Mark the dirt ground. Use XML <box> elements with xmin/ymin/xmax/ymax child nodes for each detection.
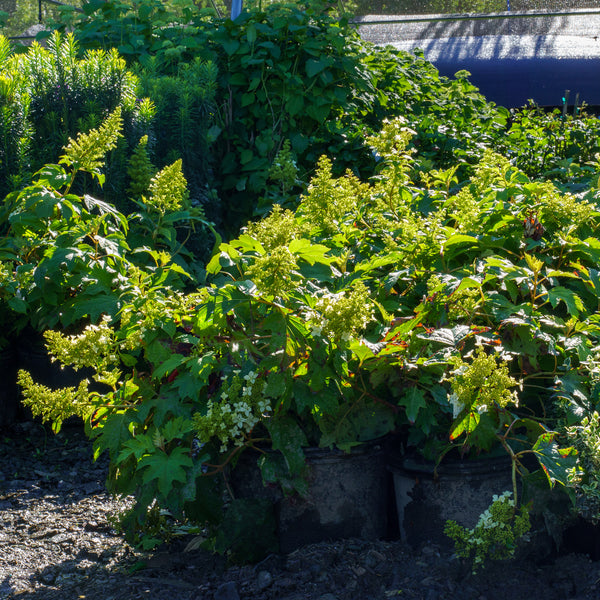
<box><xmin>2</xmin><ymin>421</ymin><xmax>600</xmax><ymax>600</ymax></box>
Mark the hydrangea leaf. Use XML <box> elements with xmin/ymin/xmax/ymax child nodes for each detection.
<box><xmin>138</xmin><ymin>447</ymin><xmax>193</xmax><ymax>496</ymax></box>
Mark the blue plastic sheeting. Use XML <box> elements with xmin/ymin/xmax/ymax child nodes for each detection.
<box><xmin>388</xmin><ymin>34</ymin><xmax>600</xmax><ymax>108</ymax></box>
<box><xmin>357</xmin><ymin>11</ymin><xmax>600</xmax><ymax>109</ymax></box>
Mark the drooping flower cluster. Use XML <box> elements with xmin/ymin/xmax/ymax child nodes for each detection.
<box><xmin>61</xmin><ymin>106</ymin><xmax>123</xmax><ymax>176</ymax></box>
<box><xmin>192</xmin><ymin>370</ymin><xmax>272</xmax><ymax>452</ymax></box>
<box><xmin>17</xmin><ymin>370</ymin><xmax>90</xmax><ymax>429</ymax></box>
<box><xmin>447</xmin><ymin>347</ymin><xmax>519</xmax><ymax>418</ymax></box>
<box><xmin>43</xmin><ymin>315</ymin><xmax>120</xmax><ymax>387</ymax></box>
<box><xmin>310</xmin><ymin>281</ymin><xmax>373</xmax><ymax>342</ymax></box>
<box><xmin>444</xmin><ymin>491</ymin><xmax>531</xmax><ymax>572</ymax></box>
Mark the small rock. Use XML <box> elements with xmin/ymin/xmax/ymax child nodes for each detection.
<box><xmin>364</xmin><ymin>549</ymin><xmax>385</xmax><ymax>569</ymax></box>
<box><xmin>50</xmin><ymin>533</ymin><xmax>74</xmax><ymax>544</ymax></box>
<box><xmin>214</xmin><ymin>581</ymin><xmax>240</xmax><ymax>600</ymax></box>
<box><xmin>421</xmin><ymin>545</ymin><xmax>440</xmax><ymax>558</ymax></box>
<box><xmin>309</xmin><ymin>563</ymin><xmax>323</xmax><ymax>578</ymax></box>
<box><xmin>352</xmin><ymin>565</ymin><xmax>367</xmax><ymax>577</ymax></box>
<box><xmin>83</xmin><ymin>482</ymin><xmax>105</xmax><ymax>494</ymax></box>
<box><xmin>274</xmin><ymin>576</ymin><xmax>295</xmax><ymax>590</ymax></box>
<box><xmin>286</xmin><ymin>558</ymin><xmax>303</xmax><ymax>573</ymax></box>
<box><xmin>425</xmin><ymin>589</ymin><xmax>439</xmax><ymax>600</ymax></box>
<box><xmin>38</xmin><ymin>569</ymin><xmax>57</xmax><ymax>585</ymax></box>
<box><xmin>257</xmin><ymin>570</ymin><xmax>273</xmax><ymax>590</ymax></box>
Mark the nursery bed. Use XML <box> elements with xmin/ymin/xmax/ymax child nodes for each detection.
<box><xmin>2</xmin><ymin>421</ymin><xmax>600</xmax><ymax>600</ymax></box>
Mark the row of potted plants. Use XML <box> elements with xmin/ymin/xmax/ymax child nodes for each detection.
<box><xmin>10</xmin><ymin>110</ymin><xmax>600</xmax><ymax>565</ymax></box>
<box><xmin>5</xmin><ymin>1</ymin><xmax>600</xmax><ymax>568</ymax></box>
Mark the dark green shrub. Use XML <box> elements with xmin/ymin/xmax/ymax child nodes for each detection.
<box><xmin>135</xmin><ymin>57</ymin><xmax>218</xmax><ymax>203</ymax></box>
<box><xmin>0</xmin><ymin>36</ymin><xmax>32</xmax><ymax>193</ymax></box>
<box><xmin>48</xmin><ymin>1</ymin><xmax>600</xmax><ymax>239</ymax></box>
<box><xmin>0</xmin><ymin>31</ymin><xmax>154</xmax><ymax>204</ymax></box>
<box><xmin>44</xmin><ymin>1</ymin><xmax>511</xmax><ymax>234</ymax></box>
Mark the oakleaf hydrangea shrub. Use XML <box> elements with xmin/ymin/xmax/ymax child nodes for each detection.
<box><xmin>16</xmin><ymin>116</ymin><xmax>600</xmax><ymax>559</ymax></box>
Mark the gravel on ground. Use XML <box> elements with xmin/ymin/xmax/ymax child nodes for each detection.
<box><xmin>2</xmin><ymin>421</ymin><xmax>600</xmax><ymax>600</ymax></box>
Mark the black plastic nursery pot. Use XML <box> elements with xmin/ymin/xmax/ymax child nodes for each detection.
<box><xmin>388</xmin><ymin>450</ymin><xmax>515</xmax><ymax>549</ymax></box>
<box><xmin>0</xmin><ymin>343</ymin><xmax>18</xmax><ymax>429</ymax></box>
<box><xmin>232</xmin><ymin>438</ymin><xmax>392</xmax><ymax>554</ymax></box>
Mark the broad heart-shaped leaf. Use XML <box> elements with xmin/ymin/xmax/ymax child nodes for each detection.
<box><xmin>551</xmin><ymin>372</ymin><xmax>591</xmax><ymax>425</ymax></box>
<box><xmin>546</xmin><ymin>286</ymin><xmax>585</xmax><ymax>318</ymax></box>
<box><xmin>442</xmin><ymin>234</ymin><xmax>479</xmax><ymax>262</ymax></box>
<box><xmin>263</xmin><ymin>371</ymin><xmax>288</xmax><ymax>399</ymax></box>
<box><xmin>161</xmin><ymin>415</ymin><xmax>193</xmax><ymax>443</ymax></box>
<box><xmin>305</xmin><ymin>57</ymin><xmax>331</xmax><ymax>78</ymax></box>
<box><xmin>398</xmin><ymin>387</ymin><xmax>427</xmax><ymax>424</ymax></box>
<box><xmin>267</xmin><ymin>415</ymin><xmax>308</xmax><ymax>475</ymax></box>
<box><xmin>117</xmin><ymin>433</ymin><xmax>156</xmax><ymax>463</ymax></box>
<box><xmin>138</xmin><ymin>447</ymin><xmax>193</xmax><ymax>497</ymax></box>
<box><xmin>153</xmin><ymin>354</ymin><xmax>189</xmax><ymax>381</ymax></box>
<box><xmin>348</xmin><ymin>338</ymin><xmax>377</xmax><ymax>364</ymax></box>
<box><xmin>532</xmin><ymin>432</ymin><xmax>578</xmax><ymax>487</ymax></box>
<box><xmin>319</xmin><ymin>399</ymin><xmax>395</xmax><ymax>451</ymax></box>
<box><xmin>35</xmin><ymin>163</ymin><xmax>70</xmax><ymax>190</ymax></box>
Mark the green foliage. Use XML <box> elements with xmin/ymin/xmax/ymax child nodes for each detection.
<box><xmin>0</xmin><ymin>110</ymin><xmax>206</xmax><ymax>338</ymax></box>
<box><xmin>51</xmin><ymin>0</ymin><xmax>513</xmax><ymax>234</ymax></box>
<box><xmin>498</xmin><ymin>103</ymin><xmax>600</xmax><ymax>185</ymax></box>
<box><xmin>16</xmin><ymin>100</ymin><xmax>600</xmax><ymax>559</ymax></box>
<box><xmin>444</xmin><ymin>492</ymin><xmax>531</xmax><ymax>573</ymax></box>
<box><xmin>134</xmin><ymin>58</ymin><xmax>217</xmax><ymax>205</ymax></box>
<box><xmin>566</xmin><ymin>411</ymin><xmax>600</xmax><ymax>522</ymax></box>
<box><xmin>46</xmin><ymin>0</ymin><xmax>215</xmax><ymax>63</ymax></box>
<box><xmin>37</xmin><ymin>1</ymin><xmax>600</xmax><ymax>243</ymax></box>
<box><xmin>204</xmin><ymin>5</ymin><xmax>371</xmax><ymax>227</ymax></box>
<box><xmin>0</xmin><ymin>34</ymin><xmax>32</xmax><ymax>193</ymax></box>
<box><xmin>127</xmin><ymin>135</ymin><xmax>156</xmax><ymax>199</ymax></box>
<box><xmin>13</xmin><ymin>12</ymin><xmax>600</xmax><ymax>558</ymax></box>
<box><xmin>0</xmin><ymin>32</ymin><xmax>155</xmax><ymax>203</ymax></box>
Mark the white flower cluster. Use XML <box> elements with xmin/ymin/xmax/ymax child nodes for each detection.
<box><xmin>44</xmin><ymin>315</ymin><xmax>118</xmax><ymax>375</ymax></box>
<box><xmin>193</xmin><ymin>370</ymin><xmax>272</xmax><ymax>453</ymax></box>
<box><xmin>309</xmin><ymin>283</ymin><xmax>373</xmax><ymax>342</ymax></box>
<box><xmin>476</xmin><ymin>491</ymin><xmax>514</xmax><ymax>530</ymax></box>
